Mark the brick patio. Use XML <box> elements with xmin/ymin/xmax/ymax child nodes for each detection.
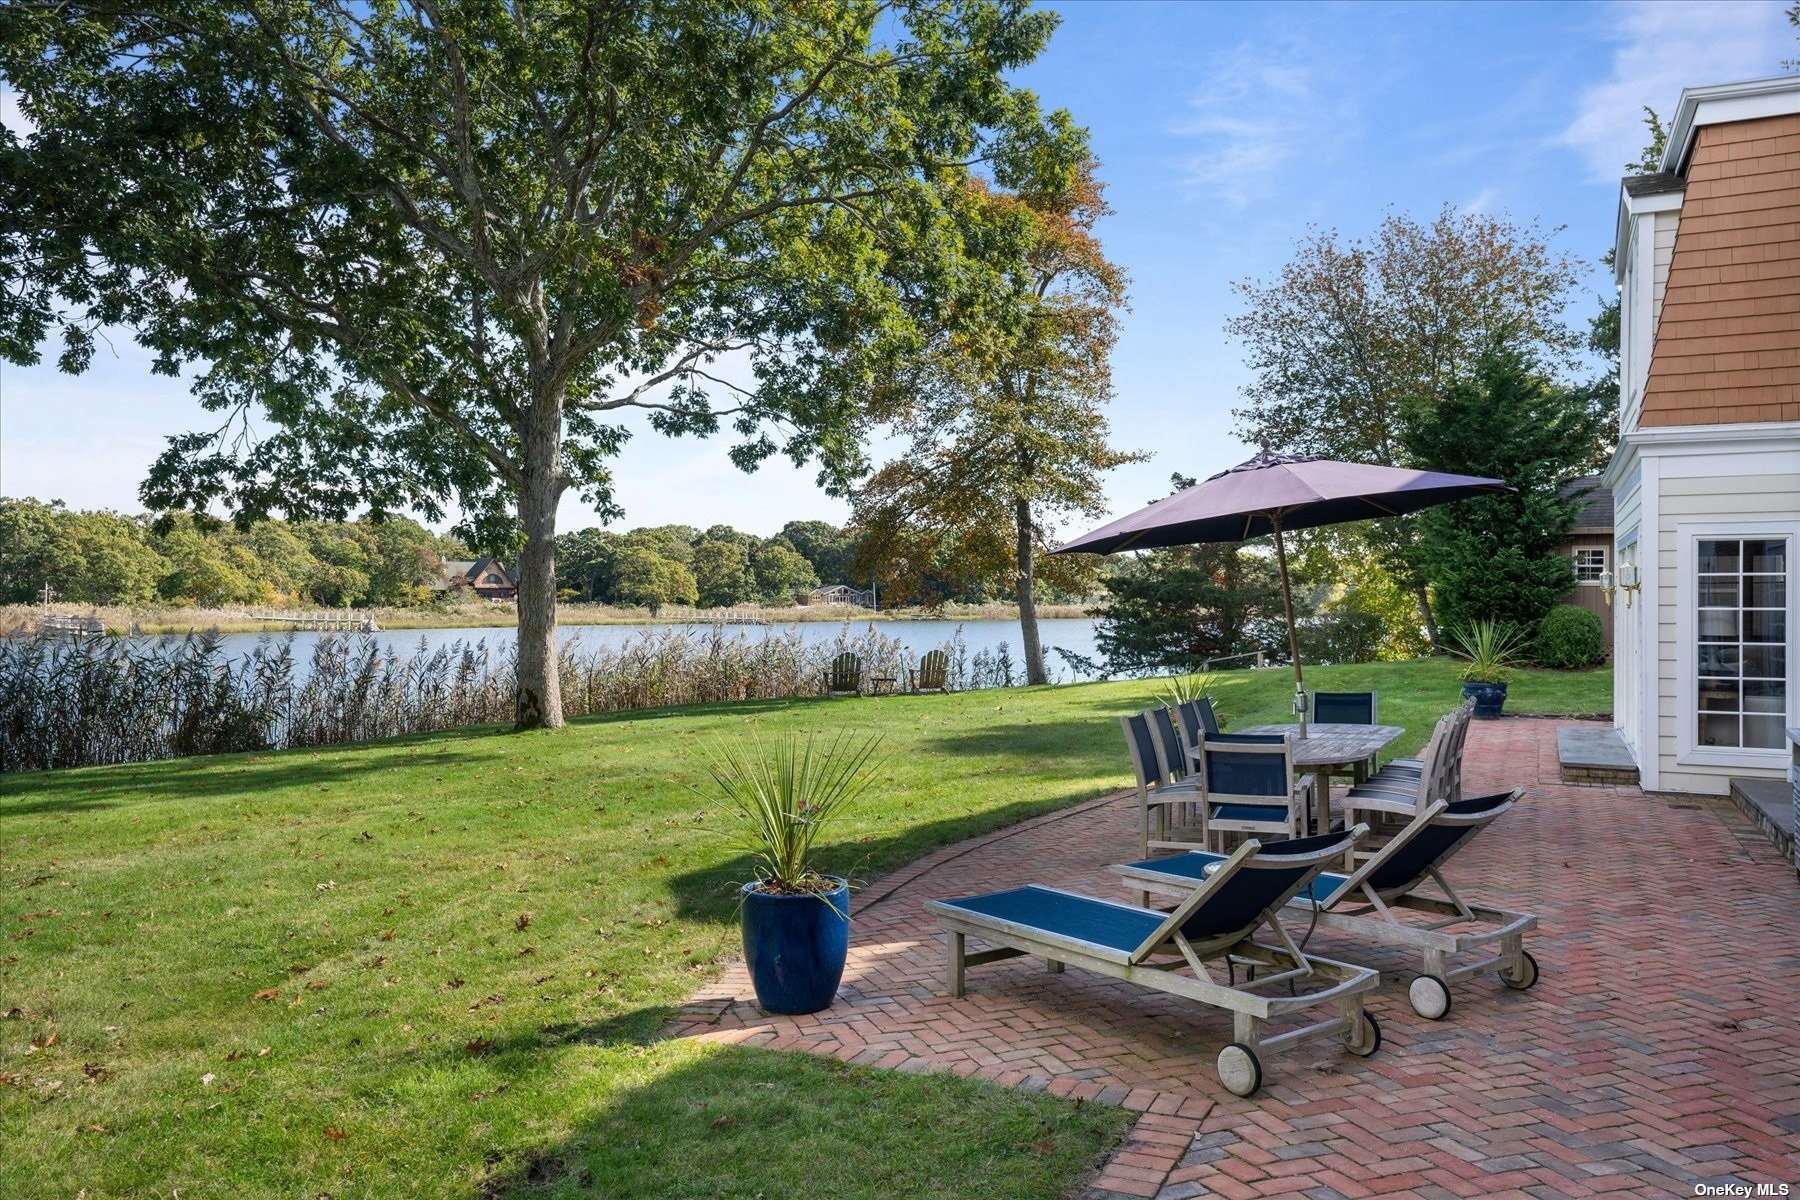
<box><xmin>668</xmin><ymin>719</ymin><xmax>1800</xmax><ymax>1198</ymax></box>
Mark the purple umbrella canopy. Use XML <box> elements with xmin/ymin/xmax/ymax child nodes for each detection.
<box><xmin>1050</xmin><ymin>452</ymin><xmax>1510</xmax><ymax>555</ymax></box>
<box><xmin>1052</xmin><ymin>451</ymin><xmax>1510</xmax><ymax>733</ymax></box>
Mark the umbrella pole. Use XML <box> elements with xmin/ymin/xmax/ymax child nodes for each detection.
<box><xmin>1270</xmin><ymin>515</ymin><xmax>1307</xmax><ymax>739</ymax></box>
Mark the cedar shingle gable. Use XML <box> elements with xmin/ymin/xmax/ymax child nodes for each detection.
<box><xmin>1639</xmin><ymin>113</ymin><xmax>1800</xmax><ymax>428</ymax></box>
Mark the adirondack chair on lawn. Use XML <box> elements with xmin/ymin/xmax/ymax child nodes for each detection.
<box><xmin>909</xmin><ymin>649</ymin><xmax>949</xmax><ymax>694</ymax></box>
<box><xmin>823</xmin><ymin>651</ymin><xmax>863</xmax><ymax>697</ymax></box>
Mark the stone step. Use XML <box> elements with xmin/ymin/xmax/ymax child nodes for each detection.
<box><xmin>1727</xmin><ymin>776</ymin><xmax>1796</xmax><ymax>864</ymax></box>
<box><xmin>1556</xmin><ymin>724</ymin><xmax>1639</xmax><ymax>786</ymax></box>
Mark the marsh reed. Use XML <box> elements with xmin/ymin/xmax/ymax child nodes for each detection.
<box><xmin>0</xmin><ymin>624</ymin><xmax>1059</xmax><ymax>773</ymax></box>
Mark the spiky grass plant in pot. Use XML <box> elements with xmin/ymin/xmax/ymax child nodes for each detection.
<box><xmin>707</xmin><ymin>732</ymin><xmax>881</xmax><ymax>1014</ymax></box>
<box><xmin>1448</xmin><ymin>620</ymin><xmax>1529</xmax><ymax>718</ymax></box>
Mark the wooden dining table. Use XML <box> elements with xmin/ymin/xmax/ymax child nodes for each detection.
<box><xmin>1230</xmin><ymin>722</ymin><xmax>1405</xmax><ymax>836</ymax></box>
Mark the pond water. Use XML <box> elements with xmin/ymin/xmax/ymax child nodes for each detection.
<box><xmin>191</xmin><ymin>616</ymin><xmax>1110</xmax><ymax>680</ymax></box>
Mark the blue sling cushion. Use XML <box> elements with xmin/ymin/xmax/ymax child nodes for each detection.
<box><xmin>1210</xmin><ymin>802</ymin><xmax>1289</xmax><ymax>824</ymax></box>
<box><xmin>1360</xmin><ymin>791</ymin><xmax>1512</xmax><ymax>894</ymax></box>
<box><xmin>938</xmin><ymin>885</ymin><xmax>1161</xmax><ymax>955</ymax></box>
<box><xmin>1313</xmin><ymin>691</ymin><xmax>1375</xmax><ymax>725</ymax></box>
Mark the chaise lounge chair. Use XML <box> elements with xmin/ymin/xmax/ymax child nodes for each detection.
<box><xmin>925</xmin><ymin>827</ymin><xmax>1382</xmax><ymax>1097</ymax></box>
<box><xmin>1110</xmin><ymin>789</ymin><xmax>1538</xmax><ymax>1021</ymax></box>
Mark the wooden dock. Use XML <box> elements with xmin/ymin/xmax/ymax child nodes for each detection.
<box><xmin>243</xmin><ymin>609</ymin><xmax>381</xmax><ymax>632</ymax></box>
<box><xmin>38</xmin><ymin>614</ymin><xmax>107</xmax><ymax>637</ymax></box>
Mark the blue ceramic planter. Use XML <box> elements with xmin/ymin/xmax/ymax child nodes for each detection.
<box><xmin>1461</xmin><ymin>680</ymin><xmax>1508</xmax><ymax>719</ymax></box>
<box><xmin>740</xmin><ymin>877</ymin><xmax>850</xmax><ymax>1015</ymax></box>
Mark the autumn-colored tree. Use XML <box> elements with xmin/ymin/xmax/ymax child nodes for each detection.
<box><xmin>852</xmin><ymin>155</ymin><xmax>1141</xmax><ymax>683</ymax></box>
<box><xmin>1226</xmin><ymin>208</ymin><xmax>1583</xmax><ymax>645</ymax></box>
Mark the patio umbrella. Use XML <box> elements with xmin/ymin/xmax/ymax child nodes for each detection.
<box><xmin>1050</xmin><ymin>451</ymin><xmax>1509</xmax><ymax>731</ymax></box>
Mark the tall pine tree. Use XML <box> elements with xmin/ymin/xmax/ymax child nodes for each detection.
<box><xmin>1404</xmin><ymin>345</ymin><xmax>1603</xmax><ymax>634</ymax></box>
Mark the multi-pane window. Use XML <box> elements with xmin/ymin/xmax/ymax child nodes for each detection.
<box><xmin>1572</xmin><ymin>547</ymin><xmax>1607</xmax><ymax>583</ymax></box>
<box><xmin>1696</xmin><ymin>538</ymin><xmax>1787</xmax><ymax>749</ymax></box>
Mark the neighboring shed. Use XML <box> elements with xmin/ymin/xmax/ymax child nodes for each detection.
<box><xmin>1558</xmin><ymin>475</ymin><xmax>1614</xmax><ymax>655</ymax></box>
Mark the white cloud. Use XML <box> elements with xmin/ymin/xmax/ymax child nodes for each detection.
<box><xmin>1560</xmin><ymin>0</ymin><xmax>1791</xmax><ymax>180</ymax></box>
<box><xmin>1459</xmin><ymin>187</ymin><xmax>1499</xmax><ymax>217</ymax></box>
<box><xmin>1172</xmin><ymin>40</ymin><xmax>1333</xmax><ymax>207</ymax></box>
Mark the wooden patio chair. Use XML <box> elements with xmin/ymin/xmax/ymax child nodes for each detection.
<box><xmin>1121</xmin><ymin>710</ymin><xmax>1203</xmax><ymax>856</ymax></box>
<box><xmin>1196</xmin><ymin>732</ymin><xmax>1315</xmax><ymax>852</ymax></box>
<box><xmin>929</xmin><ymin>826</ymin><xmax>1382</xmax><ymax>1097</ymax></box>
<box><xmin>908</xmin><ymin>649</ymin><xmax>949</xmax><ymax>694</ymax></box>
<box><xmin>1309</xmin><ymin>691</ymin><xmax>1379</xmax><ymax>784</ymax></box>
<box><xmin>822</xmin><ymin>651</ymin><xmax>863</xmax><ymax>697</ymax></box>
<box><xmin>1113</xmin><ymin>788</ymin><xmax>1538</xmax><ymax>1022</ymax></box>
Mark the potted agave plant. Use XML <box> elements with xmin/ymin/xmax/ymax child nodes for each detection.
<box><xmin>708</xmin><ymin>732</ymin><xmax>880</xmax><ymax>1015</ymax></box>
<box><xmin>1448</xmin><ymin>620</ymin><xmax>1529</xmax><ymax>719</ymax></box>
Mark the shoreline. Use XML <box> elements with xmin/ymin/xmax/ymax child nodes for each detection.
<box><xmin>3</xmin><ymin>601</ymin><xmax>1096</xmax><ymax>637</ymax></box>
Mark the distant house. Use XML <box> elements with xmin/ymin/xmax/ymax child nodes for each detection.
<box><xmin>1557</xmin><ymin>475</ymin><xmax>1614</xmax><ymax>656</ymax></box>
<box><xmin>806</xmin><ymin>583</ymin><xmax>875</xmax><ymax>609</ymax></box>
<box><xmin>439</xmin><ymin>558</ymin><xmax>518</xmax><ymax>601</ymax></box>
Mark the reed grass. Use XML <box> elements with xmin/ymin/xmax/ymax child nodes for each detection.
<box><xmin>0</xmin><ymin>624</ymin><xmax>1058</xmax><ymax>772</ymax></box>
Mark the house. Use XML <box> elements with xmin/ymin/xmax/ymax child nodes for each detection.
<box><xmin>440</xmin><ymin>558</ymin><xmax>518</xmax><ymax>601</ymax></box>
<box><xmin>1557</xmin><ymin>475</ymin><xmax>1614</xmax><ymax>656</ymax></box>
<box><xmin>1603</xmin><ymin>76</ymin><xmax>1800</xmax><ymax>820</ymax></box>
<box><xmin>805</xmin><ymin>583</ymin><xmax>876</xmax><ymax>609</ymax></box>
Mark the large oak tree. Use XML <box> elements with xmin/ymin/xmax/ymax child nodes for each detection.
<box><xmin>0</xmin><ymin>0</ymin><xmax>1063</xmax><ymax>726</ymax></box>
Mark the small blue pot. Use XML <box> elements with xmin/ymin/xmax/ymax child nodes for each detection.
<box><xmin>1461</xmin><ymin>680</ymin><xmax>1508</xmax><ymax>719</ymax></box>
<box><xmin>740</xmin><ymin>877</ymin><xmax>850</xmax><ymax>1015</ymax></box>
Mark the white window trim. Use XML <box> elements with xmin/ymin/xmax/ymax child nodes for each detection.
<box><xmin>1572</xmin><ymin>546</ymin><xmax>1608</xmax><ymax>586</ymax></box>
<box><xmin>1674</xmin><ymin>520</ymin><xmax>1799</xmax><ymax>769</ymax></box>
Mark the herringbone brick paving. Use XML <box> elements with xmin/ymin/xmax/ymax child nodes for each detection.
<box><xmin>668</xmin><ymin>719</ymin><xmax>1800</xmax><ymax>1198</ymax></box>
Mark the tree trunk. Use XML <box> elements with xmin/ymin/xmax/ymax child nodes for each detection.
<box><xmin>1415</xmin><ymin>581</ymin><xmax>1440</xmax><ymax>652</ymax></box>
<box><xmin>514</xmin><ymin>394</ymin><xmax>566</xmax><ymax>730</ymax></box>
<box><xmin>1014</xmin><ymin>496</ymin><xmax>1047</xmax><ymax>686</ymax></box>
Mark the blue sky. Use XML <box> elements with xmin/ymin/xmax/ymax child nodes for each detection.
<box><xmin>0</xmin><ymin>0</ymin><xmax>1792</xmax><ymax>538</ymax></box>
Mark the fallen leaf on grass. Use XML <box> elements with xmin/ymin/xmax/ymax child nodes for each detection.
<box><xmin>710</xmin><ymin>1115</ymin><xmax>736</xmax><ymax>1131</ymax></box>
<box><xmin>379</xmin><ymin>929</ymin><xmax>395</xmax><ymax>942</ymax></box>
<box><xmin>253</xmin><ymin>988</ymin><xmax>281</xmax><ymax>1002</ymax></box>
<box><xmin>1030</xmin><ymin>1138</ymin><xmax>1056</xmax><ymax>1156</ymax></box>
<box><xmin>323</xmin><ymin>1125</ymin><xmax>346</xmax><ymax>1142</ymax></box>
<box><xmin>2</xmin><ymin>1007</ymin><xmax>22</xmax><ymax>1020</ymax></box>
<box><xmin>29</xmin><ymin>1032</ymin><xmax>58</xmax><ymax>1050</ymax></box>
<box><xmin>517</xmin><ymin>946</ymin><xmax>537</xmax><ymax>957</ymax></box>
<box><xmin>514</xmin><ymin>913</ymin><xmax>531</xmax><ymax>932</ymax></box>
<box><xmin>81</xmin><ymin>1062</ymin><xmax>111</xmax><ymax>1082</ymax></box>
<box><xmin>200</xmin><ymin>1072</ymin><xmax>216</xmax><ymax>1087</ymax></box>
<box><xmin>444</xmin><ymin>978</ymin><xmax>465</xmax><ymax>990</ymax></box>
<box><xmin>305</xmin><ymin>979</ymin><xmax>328</xmax><ymax>991</ymax></box>
<box><xmin>225</xmin><ymin>1050</ymin><xmax>243</xmax><ymax>1062</ymax></box>
<box><xmin>464</xmin><ymin>1038</ymin><xmax>493</xmax><ymax>1057</ymax></box>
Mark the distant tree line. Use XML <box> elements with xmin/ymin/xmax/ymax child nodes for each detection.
<box><xmin>4</xmin><ymin>498</ymin><xmax>1068</xmax><ymax>615</ymax></box>
<box><xmin>0</xmin><ymin>498</ymin><xmax>459</xmax><ymax>609</ymax></box>
<box><xmin>553</xmin><ymin>518</ymin><xmax>1099</xmax><ymax>613</ymax></box>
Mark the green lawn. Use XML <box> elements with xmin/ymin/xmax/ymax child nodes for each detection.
<box><xmin>0</xmin><ymin>659</ymin><xmax>1608</xmax><ymax>1199</ymax></box>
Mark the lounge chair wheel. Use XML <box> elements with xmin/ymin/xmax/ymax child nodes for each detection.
<box><xmin>1217</xmin><ymin>1043</ymin><xmax>1262</xmax><ymax>1097</ymax></box>
<box><xmin>1500</xmin><ymin>950</ymin><xmax>1539</xmax><ymax>991</ymax></box>
<box><xmin>1408</xmin><ymin>973</ymin><xmax>1452</xmax><ymax>1021</ymax></box>
<box><xmin>1345</xmin><ymin>1010</ymin><xmax>1381</xmax><ymax>1058</ymax></box>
